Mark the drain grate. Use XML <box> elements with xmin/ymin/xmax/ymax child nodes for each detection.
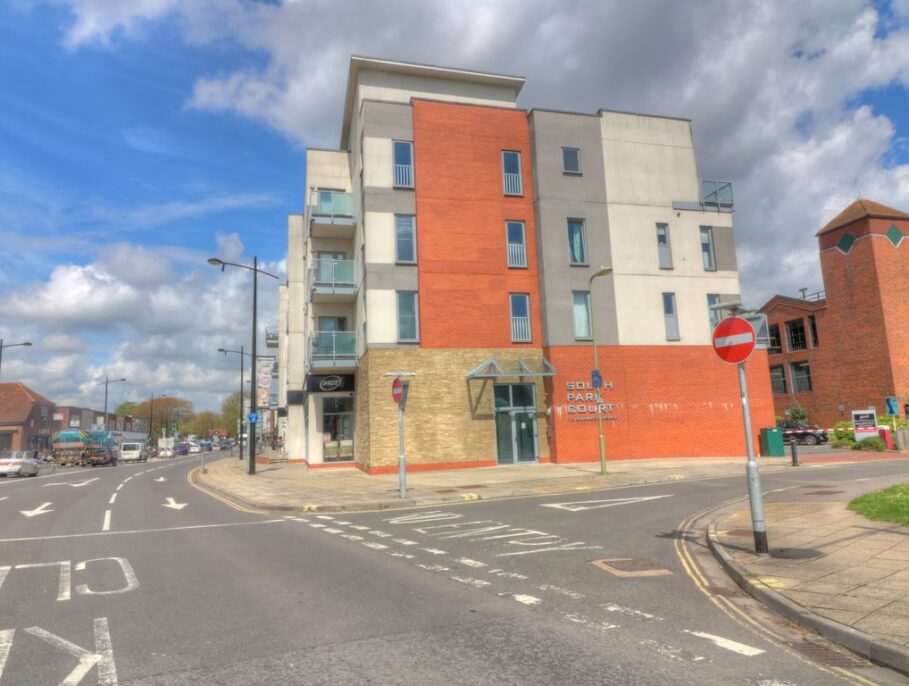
<box><xmin>788</xmin><ymin>638</ymin><xmax>868</xmax><ymax>667</ymax></box>
<box><xmin>592</xmin><ymin>558</ymin><xmax>673</xmax><ymax>577</ymax></box>
<box><xmin>804</xmin><ymin>490</ymin><xmax>845</xmax><ymax>496</ymax></box>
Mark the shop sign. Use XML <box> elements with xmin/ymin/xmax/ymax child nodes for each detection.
<box><xmin>307</xmin><ymin>374</ymin><xmax>355</xmax><ymax>393</ymax></box>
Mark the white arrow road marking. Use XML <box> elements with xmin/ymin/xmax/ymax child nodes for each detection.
<box><xmin>682</xmin><ymin>630</ymin><xmax>765</xmax><ymax>656</ymax></box>
<box><xmin>541</xmin><ymin>494</ymin><xmax>673</xmax><ymax>512</ymax></box>
<box><xmin>153</xmin><ymin>477</ymin><xmax>167</xmax><ymax>482</ymax></box>
<box><xmin>43</xmin><ymin>478</ymin><xmax>99</xmax><ymax>488</ymax></box>
<box><xmin>25</xmin><ymin>617</ymin><xmax>117</xmax><ymax>685</ymax></box>
<box><xmin>0</xmin><ymin>629</ymin><xmax>13</xmax><ymax>681</ymax></box>
<box><xmin>20</xmin><ymin>502</ymin><xmax>53</xmax><ymax>517</ymax></box>
<box><xmin>162</xmin><ymin>497</ymin><xmax>187</xmax><ymax>510</ymax></box>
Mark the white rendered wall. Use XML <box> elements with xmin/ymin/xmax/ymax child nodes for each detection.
<box><xmin>364</xmin><ymin>211</ymin><xmax>396</xmax><ymax>264</ymax></box>
<box><xmin>357</xmin><ymin>70</ymin><xmax>518</xmax><ymax>114</ymax></box>
<box><xmin>362</xmin><ymin>138</ymin><xmax>393</xmax><ymax>188</ymax></box>
<box><xmin>365</xmin><ymin>289</ymin><xmax>398</xmax><ymax>344</ymax></box>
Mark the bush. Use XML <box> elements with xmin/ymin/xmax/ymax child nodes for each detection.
<box><xmin>832</xmin><ymin>420</ymin><xmax>855</xmax><ymax>442</ymax></box>
<box><xmin>787</xmin><ymin>399</ymin><xmax>809</xmax><ymax>423</ymax></box>
<box><xmin>852</xmin><ymin>437</ymin><xmax>886</xmax><ymax>452</ymax></box>
<box><xmin>830</xmin><ymin>437</ymin><xmax>855</xmax><ymax>449</ymax></box>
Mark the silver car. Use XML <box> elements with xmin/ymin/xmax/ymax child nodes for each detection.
<box><xmin>0</xmin><ymin>452</ymin><xmax>39</xmax><ymax>477</ymax></box>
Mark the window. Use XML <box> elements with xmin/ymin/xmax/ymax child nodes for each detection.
<box><xmin>510</xmin><ymin>293</ymin><xmax>531</xmax><ymax>342</ymax></box>
<box><xmin>790</xmin><ymin>361</ymin><xmax>812</xmax><ymax>393</ymax></box>
<box><xmin>395</xmin><ymin>215</ymin><xmax>416</xmax><ymax>263</ymax></box>
<box><xmin>656</xmin><ymin>223</ymin><xmax>673</xmax><ymax>269</ymax></box>
<box><xmin>786</xmin><ymin>318</ymin><xmax>807</xmax><ymax>352</ymax></box>
<box><xmin>572</xmin><ymin>291</ymin><xmax>592</xmax><ymax>340</ymax></box>
<box><xmin>707</xmin><ymin>294</ymin><xmax>722</xmax><ymax>328</ymax></box>
<box><xmin>700</xmin><ymin>226</ymin><xmax>716</xmax><ymax>270</ymax></box>
<box><xmin>396</xmin><ymin>291</ymin><xmax>419</xmax><ymax>342</ymax></box>
<box><xmin>506</xmin><ymin>221</ymin><xmax>527</xmax><ymax>268</ymax></box>
<box><xmin>502</xmin><ymin>151</ymin><xmax>523</xmax><ymax>195</ymax></box>
<box><xmin>808</xmin><ymin>315</ymin><xmax>819</xmax><ymax>347</ymax></box>
<box><xmin>663</xmin><ymin>292</ymin><xmax>680</xmax><ymax>341</ymax></box>
<box><xmin>393</xmin><ymin>140</ymin><xmax>414</xmax><ymax>188</ymax></box>
<box><xmin>562</xmin><ymin>147</ymin><xmax>581</xmax><ymax>174</ymax></box>
<box><xmin>768</xmin><ymin>324</ymin><xmax>782</xmax><ymax>355</ymax></box>
<box><xmin>567</xmin><ymin>219</ymin><xmax>587</xmax><ymax>265</ymax></box>
<box><xmin>770</xmin><ymin>365</ymin><xmax>787</xmax><ymax>395</ymax></box>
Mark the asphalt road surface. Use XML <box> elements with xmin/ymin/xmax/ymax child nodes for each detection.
<box><xmin>0</xmin><ymin>454</ymin><xmax>907</xmax><ymax>685</ymax></box>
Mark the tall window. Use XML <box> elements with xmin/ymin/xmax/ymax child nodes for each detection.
<box><xmin>567</xmin><ymin>219</ymin><xmax>587</xmax><ymax>265</ymax></box>
<box><xmin>510</xmin><ymin>293</ymin><xmax>531</xmax><ymax>342</ymax></box>
<box><xmin>562</xmin><ymin>147</ymin><xmax>581</xmax><ymax>174</ymax></box>
<box><xmin>572</xmin><ymin>291</ymin><xmax>592</xmax><ymax>340</ymax></box>
<box><xmin>502</xmin><ymin>151</ymin><xmax>523</xmax><ymax>196</ymax></box>
<box><xmin>770</xmin><ymin>365</ymin><xmax>787</xmax><ymax>395</ymax></box>
<box><xmin>700</xmin><ymin>226</ymin><xmax>716</xmax><ymax>270</ymax></box>
<box><xmin>393</xmin><ymin>140</ymin><xmax>414</xmax><ymax>188</ymax></box>
<box><xmin>791</xmin><ymin>361</ymin><xmax>812</xmax><ymax>393</ymax></box>
<box><xmin>396</xmin><ymin>291</ymin><xmax>419</xmax><ymax>342</ymax></box>
<box><xmin>506</xmin><ymin>221</ymin><xmax>527</xmax><ymax>268</ymax></box>
<box><xmin>786</xmin><ymin>318</ymin><xmax>807</xmax><ymax>351</ymax></box>
<box><xmin>808</xmin><ymin>315</ymin><xmax>819</xmax><ymax>347</ymax></box>
<box><xmin>768</xmin><ymin>324</ymin><xmax>782</xmax><ymax>355</ymax></box>
<box><xmin>395</xmin><ymin>215</ymin><xmax>416</xmax><ymax>263</ymax></box>
<box><xmin>707</xmin><ymin>294</ymin><xmax>722</xmax><ymax>328</ymax></box>
<box><xmin>656</xmin><ymin>223</ymin><xmax>673</xmax><ymax>269</ymax></box>
<box><xmin>663</xmin><ymin>292</ymin><xmax>680</xmax><ymax>341</ymax></box>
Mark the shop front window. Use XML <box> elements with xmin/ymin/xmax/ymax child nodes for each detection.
<box><xmin>322</xmin><ymin>397</ymin><xmax>354</xmax><ymax>462</ymax></box>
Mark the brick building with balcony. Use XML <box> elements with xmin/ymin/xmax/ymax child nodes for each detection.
<box><xmin>760</xmin><ymin>199</ymin><xmax>909</xmax><ymax>429</ymax></box>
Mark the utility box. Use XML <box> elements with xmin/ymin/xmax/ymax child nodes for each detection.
<box><xmin>760</xmin><ymin>427</ymin><xmax>785</xmax><ymax>457</ymax></box>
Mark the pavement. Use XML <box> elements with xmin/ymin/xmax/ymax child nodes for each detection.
<box><xmin>196</xmin><ymin>448</ymin><xmax>909</xmax><ymax>678</ymax></box>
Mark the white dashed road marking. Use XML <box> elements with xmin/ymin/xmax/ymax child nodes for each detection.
<box><xmin>108</xmin><ymin>494</ymin><xmax>117</xmax><ymax>505</ymax></box>
<box><xmin>500</xmin><ymin>593</ymin><xmax>542</xmax><ymax>605</ymax></box>
<box><xmin>451</xmin><ymin>576</ymin><xmax>491</xmax><ymax>588</ymax></box>
<box><xmin>456</xmin><ymin>558</ymin><xmax>486</xmax><ymax>568</ymax></box>
<box><xmin>102</xmin><ymin>510</ymin><xmax>111</xmax><ymax>532</ymax></box>
<box><xmin>682</xmin><ymin>630</ymin><xmax>765</xmax><ymax>656</ymax></box>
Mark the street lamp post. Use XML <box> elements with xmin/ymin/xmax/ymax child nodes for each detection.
<box><xmin>218</xmin><ymin>346</ymin><xmax>251</xmax><ymax>461</ymax></box>
<box><xmin>208</xmin><ymin>256</ymin><xmax>279</xmax><ymax>475</ymax></box>
<box><xmin>97</xmin><ymin>377</ymin><xmax>126</xmax><ymax>432</ymax></box>
<box><xmin>588</xmin><ymin>266</ymin><xmax>613</xmax><ymax>475</ymax></box>
<box><xmin>0</xmin><ymin>339</ymin><xmax>32</xmax><ymax>379</ymax></box>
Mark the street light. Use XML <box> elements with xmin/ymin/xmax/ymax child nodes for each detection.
<box><xmin>208</xmin><ymin>256</ymin><xmax>279</xmax><ymax>475</ymax></box>
<box><xmin>588</xmin><ymin>266</ymin><xmax>613</xmax><ymax>475</ymax></box>
<box><xmin>96</xmin><ymin>377</ymin><xmax>126</xmax><ymax>432</ymax></box>
<box><xmin>218</xmin><ymin>346</ymin><xmax>248</xmax><ymax>461</ymax></box>
<box><xmin>0</xmin><ymin>339</ymin><xmax>32</xmax><ymax>379</ymax></box>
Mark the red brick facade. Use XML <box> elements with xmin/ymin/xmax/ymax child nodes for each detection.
<box><xmin>762</xmin><ymin>200</ymin><xmax>909</xmax><ymax>429</ymax></box>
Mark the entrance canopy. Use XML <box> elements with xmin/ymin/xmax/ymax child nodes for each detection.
<box><xmin>465</xmin><ymin>358</ymin><xmax>557</xmax><ymax>379</ymax></box>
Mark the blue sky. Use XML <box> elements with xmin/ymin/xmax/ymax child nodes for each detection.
<box><xmin>1</xmin><ymin>0</ymin><xmax>908</xmax><ymax>412</ymax></box>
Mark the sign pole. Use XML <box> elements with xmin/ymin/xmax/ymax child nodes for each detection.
<box><xmin>738</xmin><ymin>360</ymin><xmax>769</xmax><ymax>555</ymax></box>
<box><xmin>398</xmin><ymin>405</ymin><xmax>406</xmax><ymax>499</ymax></box>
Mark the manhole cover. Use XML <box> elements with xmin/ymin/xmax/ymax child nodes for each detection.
<box><xmin>788</xmin><ymin>639</ymin><xmax>868</xmax><ymax>667</ymax></box>
<box><xmin>804</xmin><ymin>490</ymin><xmax>845</xmax><ymax>496</ymax></box>
<box><xmin>773</xmin><ymin>548</ymin><xmax>824</xmax><ymax>560</ymax></box>
<box><xmin>592</xmin><ymin>558</ymin><xmax>673</xmax><ymax>577</ymax></box>
<box><xmin>724</xmin><ymin>528</ymin><xmax>753</xmax><ymax>537</ymax></box>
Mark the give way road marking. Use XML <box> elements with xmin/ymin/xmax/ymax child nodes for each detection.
<box><xmin>541</xmin><ymin>495</ymin><xmax>673</xmax><ymax>512</ymax></box>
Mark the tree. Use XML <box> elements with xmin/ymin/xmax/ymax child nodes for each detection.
<box><xmin>132</xmin><ymin>397</ymin><xmax>194</xmax><ymax>438</ymax></box>
<box><xmin>114</xmin><ymin>401</ymin><xmax>136</xmax><ymax>416</ymax></box>
<box><xmin>220</xmin><ymin>391</ymin><xmax>242</xmax><ymax>438</ymax></box>
<box><xmin>183</xmin><ymin>411</ymin><xmax>221</xmax><ymax>438</ymax></box>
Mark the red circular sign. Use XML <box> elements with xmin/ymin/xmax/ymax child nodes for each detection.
<box><xmin>391</xmin><ymin>378</ymin><xmax>403</xmax><ymax>404</ymax></box>
<box><xmin>712</xmin><ymin>316</ymin><xmax>756</xmax><ymax>364</ymax></box>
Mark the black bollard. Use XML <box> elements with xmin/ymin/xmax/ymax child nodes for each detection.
<box><xmin>790</xmin><ymin>438</ymin><xmax>800</xmax><ymax>467</ymax></box>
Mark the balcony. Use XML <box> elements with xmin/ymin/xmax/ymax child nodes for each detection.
<box><xmin>308</xmin><ymin>331</ymin><xmax>358</xmax><ymax>371</ymax></box>
<box><xmin>265</xmin><ymin>327</ymin><xmax>279</xmax><ymax>348</ymax></box>
<box><xmin>310</xmin><ymin>189</ymin><xmax>355</xmax><ymax>239</ymax></box>
<box><xmin>308</xmin><ymin>259</ymin><xmax>357</xmax><ymax>302</ymax></box>
<box><xmin>394</xmin><ymin>164</ymin><xmax>414</xmax><ymax>189</ymax></box>
<box><xmin>271</xmin><ymin>360</ymin><xmax>279</xmax><ymax>378</ymax></box>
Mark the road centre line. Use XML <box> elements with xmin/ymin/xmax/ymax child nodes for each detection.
<box><xmin>108</xmin><ymin>493</ymin><xmax>117</xmax><ymax>505</ymax></box>
<box><xmin>115</xmin><ymin>484</ymin><xmax>123</xmax><ymax>491</ymax></box>
<box><xmin>0</xmin><ymin>519</ymin><xmax>285</xmax><ymax>544</ymax></box>
<box><xmin>102</xmin><ymin>510</ymin><xmax>111</xmax><ymax>532</ymax></box>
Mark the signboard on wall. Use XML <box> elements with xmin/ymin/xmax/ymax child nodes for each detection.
<box><xmin>306</xmin><ymin>374</ymin><xmax>355</xmax><ymax>393</ymax></box>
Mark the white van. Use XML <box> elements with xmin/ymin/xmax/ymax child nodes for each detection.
<box><xmin>119</xmin><ymin>442</ymin><xmax>147</xmax><ymax>462</ymax></box>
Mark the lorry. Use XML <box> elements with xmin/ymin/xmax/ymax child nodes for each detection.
<box><xmin>51</xmin><ymin>429</ymin><xmax>119</xmax><ymax>467</ymax></box>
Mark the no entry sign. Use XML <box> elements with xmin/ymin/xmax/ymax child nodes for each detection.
<box><xmin>712</xmin><ymin>316</ymin><xmax>756</xmax><ymax>364</ymax></box>
<box><xmin>392</xmin><ymin>378</ymin><xmax>403</xmax><ymax>404</ymax></box>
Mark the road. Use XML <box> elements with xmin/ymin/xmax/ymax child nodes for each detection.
<box><xmin>0</xmin><ymin>454</ymin><xmax>907</xmax><ymax>685</ymax></box>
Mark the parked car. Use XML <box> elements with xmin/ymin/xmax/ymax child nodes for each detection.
<box><xmin>119</xmin><ymin>442</ymin><xmax>147</xmax><ymax>462</ymax></box>
<box><xmin>0</xmin><ymin>452</ymin><xmax>39</xmax><ymax>477</ymax></box>
<box><xmin>175</xmin><ymin>443</ymin><xmax>189</xmax><ymax>456</ymax></box>
<box><xmin>776</xmin><ymin>419</ymin><xmax>828</xmax><ymax>445</ymax></box>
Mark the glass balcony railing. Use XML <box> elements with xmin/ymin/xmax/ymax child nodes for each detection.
<box><xmin>310</xmin><ymin>189</ymin><xmax>353</xmax><ymax>220</ymax></box>
<box><xmin>309</xmin><ymin>331</ymin><xmax>357</xmax><ymax>367</ymax></box>
<box><xmin>309</xmin><ymin>259</ymin><xmax>356</xmax><ymax>290</ymax></box>
<box><xmin>700</xmin><ymin>180</ymin><xmax>734</xmax><ymax>212</ymax></box>
<box><xmin>265</xmin><ymin>327</ymin><xmax>279</xmax><ymax>348</ymax></box>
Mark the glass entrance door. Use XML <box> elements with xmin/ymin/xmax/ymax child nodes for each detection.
<box><xmin>494</xmin><ymin>384</ymin><xmax>537</xmax><ymax>464</ymax></box>
<box><xmin>322</xmin><ymin>397</ymin><xmax>354</xmax><ymax>462</ymax></box>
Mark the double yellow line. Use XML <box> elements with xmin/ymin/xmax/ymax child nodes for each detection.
<box><xmin>674</xmin><ymin>504</ymin><xmax>879</xmax><ymax>686</ymax></box>
<box><xmin>186</xmin><ymin>466</ymin><xmax>269</xmax><ymax>515</ymax></box>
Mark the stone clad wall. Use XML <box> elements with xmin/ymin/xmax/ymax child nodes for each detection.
<box><xmin>358</xmin><ymin>348</ymin><xmax>550</xmax><ymax>473</ymax></box>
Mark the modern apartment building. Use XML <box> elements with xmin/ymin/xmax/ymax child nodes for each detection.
<box><xmin>761</xmin><ymin>199</ymin><xmax>909</xmax><ymax>429</ymax></box>
<box><xmin>278</xmin><ymin>56</ymin><xmax>774</xmax><ymax>472</ymax></box>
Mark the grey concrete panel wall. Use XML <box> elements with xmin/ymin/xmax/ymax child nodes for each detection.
<box><xmin>713</xmin><ymin>225</ymin><xmax>738</xmax><ymax>271</ymax></box>
<box><xmin>360</xmin><ymin>100</ymin><xmax>413</xmax><ymax>141</ymax></box>
<box><xmin>529</xmin><ymin>110</ymin><xmax>617</xmax><ymax>346</ymax></box>
<box><xmin>363</xmin><ymin>187</ymin><xmax>416</xmax><ymax>214</ymax></box>
<box><xmin>364</xmin><ymin>263</ymin><xmax>418</xmax><ymax>291</ymax></box>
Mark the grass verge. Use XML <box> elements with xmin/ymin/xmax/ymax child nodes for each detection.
<box><xmin>848</xmin><ymin>483</ymin><xmax>909</xmax><ymax>526</ymax></box>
